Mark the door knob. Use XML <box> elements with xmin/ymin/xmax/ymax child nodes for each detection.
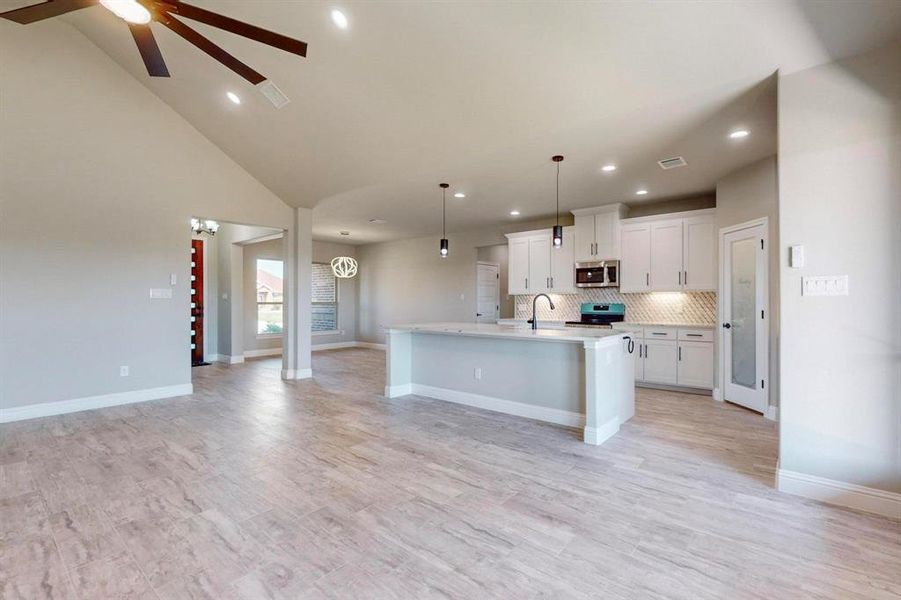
<box><xmin>722</xmin><ymin>323</ymin><xmax>732</xmax><ymax>329</ymax></box>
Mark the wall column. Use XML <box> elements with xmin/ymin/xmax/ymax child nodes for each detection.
<box><xmin>282</xmin><ymin>207</ymin><xmax>313</xmax><ymax>379</ymax></box>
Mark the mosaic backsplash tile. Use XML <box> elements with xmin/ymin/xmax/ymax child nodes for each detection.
<box><xmin>514</xmin><ymin>289</ymin><xmax>717</xmax><ymax>325</ymax></box>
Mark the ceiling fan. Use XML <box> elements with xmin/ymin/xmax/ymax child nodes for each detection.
<box><xmin>0</xmin><ymin>0</ymin><xmax>307</xmax><ymax>86</ymax></box>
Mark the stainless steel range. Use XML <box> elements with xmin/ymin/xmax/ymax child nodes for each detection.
<box><xmin>565</xmin><ymin>302</ymin><xmax>626</xmax><ymax>329</ymax></box>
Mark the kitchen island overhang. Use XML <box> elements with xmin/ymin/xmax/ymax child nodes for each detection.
<box><xmin>385</xmin><ymin>323</ymin><xmax>637</xmax><ymax>445</ymax></box>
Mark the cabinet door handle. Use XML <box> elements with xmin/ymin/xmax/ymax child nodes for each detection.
<box><xmin>646</xmin><ymin>273</ymin><xmax>650</xmax><ymax>286</ymax></box>
<box><xmin>525</xmin><ymin>278</ymin><xmax>528</xmax><ymax>290</ymax></box>
<box><xmin>686</xmin><ymin>333</ymin><xmax>703</xmax><ymax>337</ymax></box>
<box><xmin>684</xmin><ymin>271</ymin><xmax>687</xmax><ymax>285</ymax></box>
<box><xmin>551</xmin><ymin>277</ymin><xmax>554</xmax><ymax>288</ymax></box>
<box><xmin>678</xmin><ymin>346</ymin><xmax>682</xmax><ymax>361</ymax></box>
<box><xmin>678</xmin><ymin>271</ymin><xmax>681</xmax><ymax>285</ymax></box>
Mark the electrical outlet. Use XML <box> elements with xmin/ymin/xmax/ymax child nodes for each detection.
<box><xmin>474</xmin><ymin>367</ymin><xmax>482</xmax><ymax>380</ymax></box>
<box><xmin>120</xmin><ymin>366</ymin><xmax>129</xmax><ymax>377</ymax></box>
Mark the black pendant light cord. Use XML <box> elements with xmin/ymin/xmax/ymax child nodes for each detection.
<box><xmin>443</xmin><ymin>187</ymin><xmax>446</xmax><ymax>238</ymax></box>
<box><xmin>556</xmin><ymin>160</ymin><xmax>560</xmax><ymax>226</ymax></box>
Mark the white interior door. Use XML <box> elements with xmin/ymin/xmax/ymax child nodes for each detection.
<box><xmin>722</xmin><ymin>223</ymin><xmax>768</xmax><ymax>413</ymax></box>
<box><xmin>476</xmin><ymin>262</ymin><xmax>499</xmax><ymax>323</ymax></box>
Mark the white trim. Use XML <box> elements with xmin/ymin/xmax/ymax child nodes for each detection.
<box><xmin>206</xmin><ymin>353</ymin><xmax>222</xmax><ymax>363</ymax></box>
<box><xmin>620</xmin><ymin>207</ymin><xmax>715</xmax><ymax>226</ymax></box>
<box><xmin>217</xmin><ymin>355</ymin><xmax>245</xmax><ymax>364</ymax></box>
<box><xmin>570</xmin><ymin>202</ymin><xmax>628</xmax><ymax>218</ymax></box>
<box><xmin>765</xmin><ymin>405</ymin><xmax>779</xmax><ymax>421</ymax></box>
<box><xmin>236</xmin><ymin>231</ymin><xmax>284</xmax><ymax>245</ymax></box>
<box><xmin>281</xmin><ymin>368</ymin><xmax>312</xmax><ymax>380</ymax></box>
<box><xmin>777</xmin><ymin>468</ymin><xmax>901</xmax><ymax>520</ymax></box>
<box><xmin>313</xmin><ymin>341</ymin><xmax>358</xmax><ymax>351</ymax></box>
<box><xmin>356</xmin><ymin>341</ymin><xmax>386</xmax><ymax>350</ymax></box>
<box><xmin>0</xmin><ymin>384</ymin><xmax>193</xmax><ymax>423</ymax></box>
<box><xmin>385</xmin><ymin>384</ymin><xmax>412</xmax><ymax>398</ymax></box>
<box><xmin>405</xmin><ymin>383</ymin><xmax>584</xmax><ymax>428</ymax></box>
<box><xmin>256</xmin><ymin>333</ymin><xmax>284</xmax><ymax>340</ymax></box>
<box><xmin>713</xmin><ymin>387</ymin><xmax>722</xmax><ymax>401</ymax></box>
<box><xmin>583</xmin><ymin>418</ymin><xmax>620</xmax><ymax>445</ymax></box>
<box><xmin>243</xmin><ymin>347</ymin><xmax>282</xmax><ymax>358</ymax></box>
<box><xmin>312</xmin><ymin>330</ymin><xmax>345</xmax><ymax>337</ymax></box>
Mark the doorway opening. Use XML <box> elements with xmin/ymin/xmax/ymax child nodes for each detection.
<box><xmin>190</xmin><ymin>219</ymin><xmax>287</xmax><ymax>378</ymax></box>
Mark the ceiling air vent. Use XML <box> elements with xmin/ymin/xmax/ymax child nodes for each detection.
<box><xmin>256</xmin><ymin>80</ymin><xmax>290</xmax><ymax>109</ymax></box>
<box><xmin>657</xmin><ymin>156</ymin><xmax>687</xmax><ymax>170</ymax></box>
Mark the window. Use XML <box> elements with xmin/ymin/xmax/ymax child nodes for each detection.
<box><xmin>312</xmin><ymin>263</ymin><xmax>338</xmax><ymax>332</ymax></box>
<box><xmin>256</xmin><ymin>259</ymin><xmax>284</xmax><ymax>335</ymax></box>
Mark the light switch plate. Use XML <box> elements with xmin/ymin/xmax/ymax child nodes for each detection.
<box><xmin>802</xmin><ymin>275</ymin><xmax>848</xmax><ymax>296</ymax></box>
<box><xmin>170</xmin><ymin>273</ymin><xmax>177</xmax><ymax>285</ymax></box>
<box><xmin>150</xmin><ymin>288</ymin><xmax>173</xmax><ymax>299</ymax></box>
<box><xmin>789</xmin><ymin>245</ymin><xmax>804</xmax><ymax>268</ymax></box>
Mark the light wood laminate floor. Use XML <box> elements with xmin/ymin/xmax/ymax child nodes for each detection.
<box><xmin>1</xmin><ymin>348</ymin><xmax>898</xmax><ymax>599</ymax></box>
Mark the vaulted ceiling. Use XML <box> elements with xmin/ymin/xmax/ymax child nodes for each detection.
<box><xmin>5</xmin><ymin>0</ymin><xmax>900</xmax><ymax>243</ymax></box>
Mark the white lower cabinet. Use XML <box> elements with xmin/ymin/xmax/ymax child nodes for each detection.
<box><xmin>643</xmin><ymin>339</ymin><xmax>678</xmax><ymax>385</ymax></box>
<box><xmin>677</xmin><ymin>341</ymin><xmax>714</xmax><ymax>388</ymax></box>
<box><xmin>626</xmin><ymin>326</ymin><xmax>714</xmax><ymax>391</ymax></box>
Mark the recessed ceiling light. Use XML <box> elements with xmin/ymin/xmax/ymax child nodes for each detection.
<box><xmin>601</xmin><ymin>164</ymin><xmax>617</xmax><ymax>172</ymax></box>
<box><xmin>636</xmin><ymin>189</ymin><xmax>648</xmax><ymax>196</ymax></box>
<box><xmin>331</xmin><ymin>9</ymin><xmax>348</xmax><ymax>29</ymax></box>
<box><xmin>368</xmin><ymin>218</ymin><xmax>386</xmax><ymax>224</ymax></box>
<box><xmin>510</xmin><ymin>210</ymin><xmax>521</xmax><ymax>216</ymax></box>
<box><xmin>226</xmin><ymin>91</ymin><xmax>241</xmax><ymax>105</ymax></box>
<box><xmin>729</xmin><ymin>129</ymin><xmax>750</xmax><ymax>139</ymax></box>
<box><xmin>339</xmin><ymin>230</ymin><xmax>350</xmax><ymax>236</ymax></box>
<box><xmin>454</xmin><ymin>192</ymin><xmax>466</xmax><ymax>198</ymax></box>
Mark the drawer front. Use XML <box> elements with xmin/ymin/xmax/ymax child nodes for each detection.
<box><xmin>643</xmin><ymin>327</ymin><xmax>677</xmax><ymax>340</ymax></box>
<box><xmin>678</xmin><ymin>328</ymin><xmax>714</xmax><ymax>342</ymax></box>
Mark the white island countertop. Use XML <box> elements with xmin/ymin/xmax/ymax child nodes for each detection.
<box><xmin>387</xmin><ymin>322</ymin><xmax>629</xmax><ymax>345</ymax></box>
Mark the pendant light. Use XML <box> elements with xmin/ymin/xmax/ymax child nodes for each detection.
<box><xmin>439</xmin><ymin>183</ymin><xmax>449</xmax><ymax>258</ymax></box>
<box><xmin>552</xmin><ymin>155</ymin><xmax>564</xmax><ymax>248</ymax></box>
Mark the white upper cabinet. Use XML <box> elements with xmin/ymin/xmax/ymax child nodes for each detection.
<box><xmin>650</xmin><ymin>220</ymin><xmax>683</xmax><ymax>291</ymax></box>
<box><xmin>528</xmin><ymin>234</ymin><xmax>551</xmax><ymax>292</ymax></box>
<box><xmin>508</xmin><ymin>237</ymin><xmax>530</xmax><ymax>295</ymax></box>
<box><xmin>506</xmin><ymin>228</ymin><xmax>577</xmax><ymax>296</ymax></box>
<box><xmin>550</xmin><ymin>226</ymin><xmax>576</xmax><ymax>293</ymax></box>
<box><xmin>682</xmin><ymin>216</ymin><xmax>716</xmax><ymax>291</ymax></box>
<box><xmin>620</xmin><ymin>224</ymin><xmax>651</xmax><ymax>292</ymax></box>
<box><xmin>571</xmin><ymin>204</ymin><xmax>628</xmax><ymax>262</ymax></box>
<box><xmin>619</xmin><ymin>209</ymin><xmax>715</xmax><ymax>293</ymax></box>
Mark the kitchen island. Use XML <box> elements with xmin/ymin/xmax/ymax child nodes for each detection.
<box><xmin>385</xmin><ymin>322</ymin><xmax>636</xmax><ymax>445</ymax></box>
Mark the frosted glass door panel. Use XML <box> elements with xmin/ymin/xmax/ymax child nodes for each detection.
<box><xmin>730</xmin><ymin>238</ymin><xmax>757</xmax><ymax>388</ymax></box>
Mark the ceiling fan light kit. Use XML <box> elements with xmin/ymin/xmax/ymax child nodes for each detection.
<box><xmin>1</xmin><ymin>0</ymin><xmax>308</xmax><ymax>104</ymax></box>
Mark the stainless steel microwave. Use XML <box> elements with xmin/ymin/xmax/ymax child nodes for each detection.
<box><xmin>575</xmin><ymin>260</ymin><xmax>619</xmax><ymax>288</ymax></box>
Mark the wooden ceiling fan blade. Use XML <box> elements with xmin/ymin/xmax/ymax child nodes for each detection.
<box><xmin>162</xmin><ymin>1</ymin><xmax>307</xmax><ymax>57</ymax></box>
<box><xmin>0</xmin><ymin>0</ymin><xmax>96</xmax><ymax>24</ymax></box>
<box><xmin>129</xmin><ymin>23</ymin><xmax>169</xmax><ymax>77</ymax></box>
<box><xmin>160</xmin><ymin>14</ymin><xmax>265</xmax><ymax>85</ymax></box>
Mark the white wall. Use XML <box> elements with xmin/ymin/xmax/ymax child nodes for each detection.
<box><xmin>778</xmin><ymin>41</ymin><xmax>900</xmax><ymax>495</ymax></box>
<box><xmin>715</xmin><ymin>156</ymin><xmax>780</xmax><ymax>409</ymax></box>
<box><xmin>0</xmin><ymin>22</ymin><xmax>295</xmax><ymax>411</ymax></box>
<box><xmin>356</xmin><ymin>217</ymin><xmax>568</xmax><ymax>343</ymax></box>
<box><xmin>312</xmin><ymin>241</ymin><xmax>358</xmax><ymax>346</ymax></box>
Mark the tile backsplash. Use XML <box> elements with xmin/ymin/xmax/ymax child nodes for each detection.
<box><xmin>514</xmin><ymin>289</ymin><xmax>716</xmax><ymax>325</ymax></box>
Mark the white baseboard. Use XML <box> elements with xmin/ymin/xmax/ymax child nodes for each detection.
<box><xmin>765</xmin><ymin>405</ymin><xmax>779</xmax><ymax>421</ymax></box>
<box><xmin>407</xmin><ymin>383</ymin><xmax>584</xmax><ymax>429</ymax></box>
<box><xmin>713</xmin><ymin>387</ymin><xmax>722</xmax><ymax>401</ymax></box>
<box><xmin>216</xmin><ymin>355</ymin><xmax>244</xmax><ymax>364</ymax></box>
<box><xmin>777</xmin><ymin>468</ymin><xmax>901</xmax><ymax>520</ymax></box>
<box><xmin>243</xmin><ymin>348</ymin><xmax>282</xmax><ymax>358</ymax></box>
<box><xmin>583</xmin><ymin>418</ymin><xmax>620</xmax><ymax>446</ymax></box>
<box><xmin>281</xmin><ymin>368</ymin><xmax>312</xmax><ymax>380</ymax></box>
<box><xmin>313</xmin><ymin>341</ymin><xmax>358</xmax><ymax>351</ymax></box>
<box><xmin>0</xmin><ymin>384</ymin><xmax>193</xmax><ymax>424</ymax></box>
<box><xmin>355</xmin><ymin>341</ymin><xmax>386</xmax><ymax>350</ymax></box>
<box><xmin>385</xmin><ymin>384</ymin><xmax>412</xmax><ymax>398</ymax></box>
<box><xmin>206</xmin><ymin>354</ymin><xmax>222</xmax><ymax>363</ymax></box>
